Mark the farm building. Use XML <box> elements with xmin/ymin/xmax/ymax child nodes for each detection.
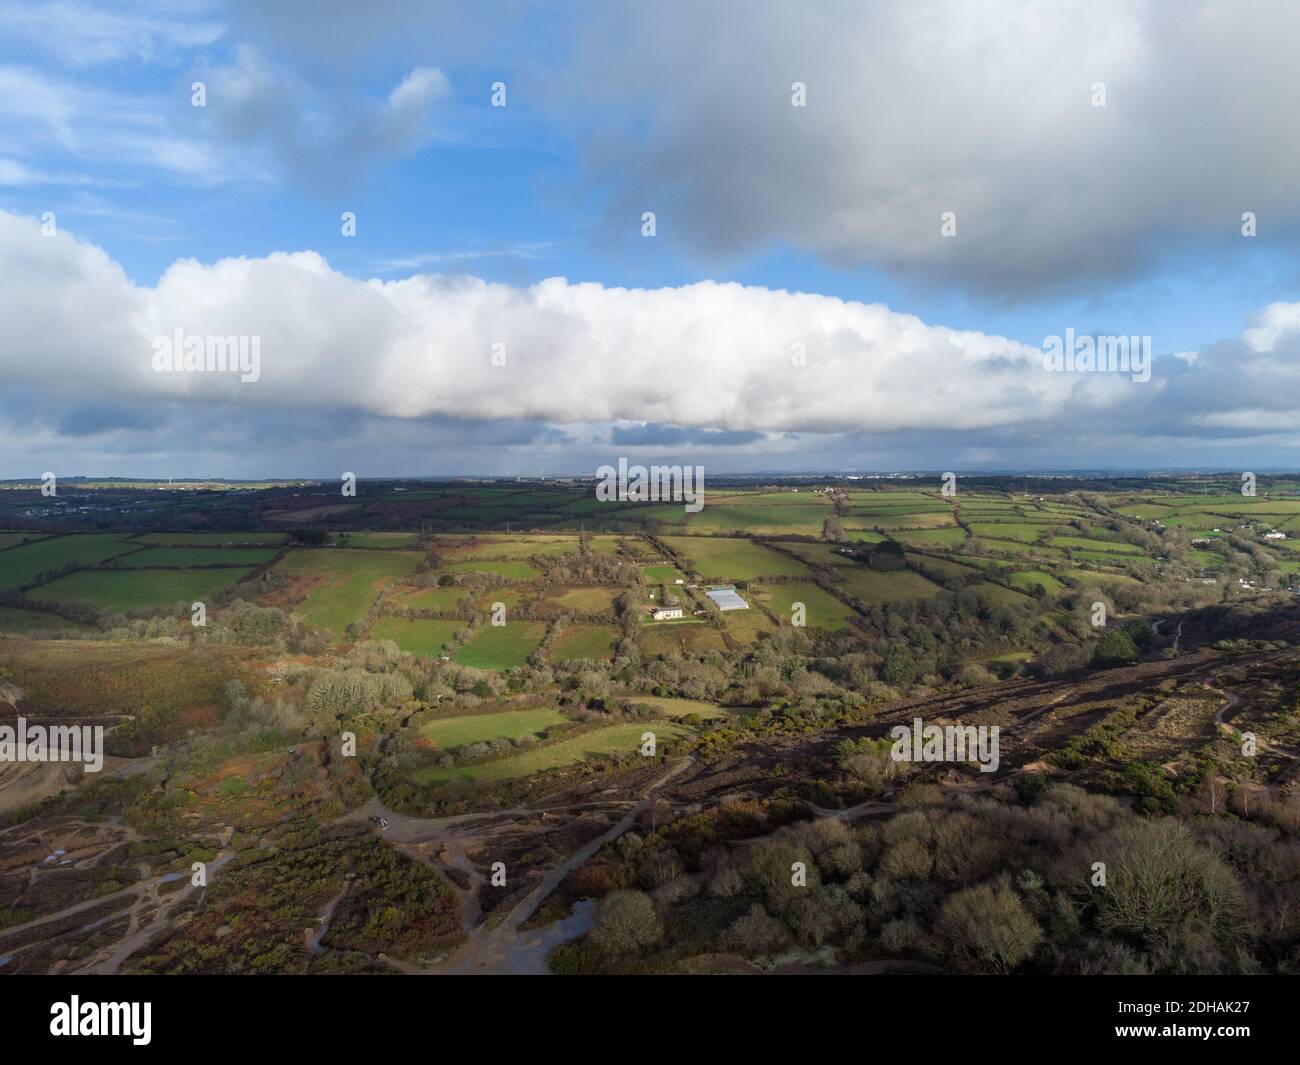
<box><xmin>705</xmin><ymin>586</ymin><xmax>749</xmax><ymax>611</ymax></box>
<box><xmin>651</xmin><ymin>606</ymin><xmax>684</xmax><ymax>620</ymax></box>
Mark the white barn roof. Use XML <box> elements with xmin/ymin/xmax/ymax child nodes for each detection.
<box><xmin>706</xmin><ymin>587</ymin><xmax>749</xmax><ymax>610</ymax></box>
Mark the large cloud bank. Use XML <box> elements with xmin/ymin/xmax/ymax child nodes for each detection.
<box><xmin>4</xmin><ymin>211</ymin><xmax>1158</xmax><ymax>435</ymax></box>
<box><xmin>2</xmin><ymin>214</ymin><xmax>1300</xmax><ymax>452</ymax></box>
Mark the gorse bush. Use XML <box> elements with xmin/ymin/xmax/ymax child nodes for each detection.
<box><xmin>305</xmin><ymin>668</ymin><xmax>413</xmax><ymax>715</ymax></box>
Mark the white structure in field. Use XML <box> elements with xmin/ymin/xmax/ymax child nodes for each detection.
<box><xmin>1264</xmin><ymin>530</ymin><xmax>1287</xmax><ymax>540</ymax></box>
<box><xmin>706</xmin><ymin>586</ymin><xmax>749</xmax><ymax>611</ymax></box>
<box><xmin>651</xmin><ymin>606</ymin><xmax>684</xmax><ymax>621</ymax></box>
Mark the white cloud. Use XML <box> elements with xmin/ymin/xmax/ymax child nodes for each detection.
<box><xmin>1243</xmin><ymin>302</ymin><xmax>1300</xmax><ymax>352</ymax></box>
<box><xmin>0</xmin><ymin>209</ymin><xmax>1171</xmax><ymax>436</ymax></box>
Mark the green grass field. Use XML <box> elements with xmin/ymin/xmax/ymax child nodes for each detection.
<box><xmin>688</xmin><ymin>503</ymin><xmax>830</xmax><ymax>536</ymax></box>
<box><xmin>967</xmin><ymin>522</ymin><xmax>1052</xmax><ymax>543</ymax></box>
<box><xmin>114</xmin><ymin>546</ymin><xmax>280</xmax><ymax>568</ymax></box>
<box><xmin>413</xmin><ymin>721</ymin><xmax>692</xmax><ymax>785</ymax></box>
<box><xmin>551</xmin><ymin>624</ymin><xmax>618</xmax><ymax>661</ymax></box>
<box><xmin>620</xmin><ymin>695</ymin><xmax>730</xmax><ymax>720</ymax></box>
<box><xmin>909</xmin><ymin>554</ymin><xmax>983</xmax><ymax>578</ymax></box>
<box><xmin>420</xmin><ymin>708</ymin><xmax>570</xmax><ymax>747</ymax></box>
<box><xmin>1</xmin><ymin>534</ymin><xmax>139</xmax><ymax>589</ymax></box>
<box><xmin>446</xmin><ymin>538</ymin><xmax>578</xmax><ymax>559</ymax></box>
<box><xmin>133</xmin><ymin>532</ymin><xmax>288</xmax><ymax>546</ymax></box>
<box><xmin>332</xmin><ymin>532</ymin><xmax>419</xmax><ymax>548</ymax></box>
<box><xmin>857</xmin><ymin>510</ymin><xmax>958</xmax><ymax>530</ymax></box>
<box><xmin>642</xmin><ymin>563</ymin><xmax>686</xmax><ymax>583</ymax></box>
<box><xmin>0</xmin><ymin>533</ymin><xmax>49</xmax><ymax>550</ymax></box>
<box><xmin>1008</xmin><ymin>570</ymin><xmax>1064</xmax><ymax>594</ymax></box>
<box><xmin>440</xmin><ymin>559</ymin><xmax>540</xmax><ymax>580</ymax></box>
<box><xmin>1047</xmin><ymin>536</ymin><xmax>1143</xmax><ymax>554</ymax></box>
<box><xmin>451</xmin><ymin>621</ymin><xmax>547</xmax><ymax>669</ymax></box>
<box><xmin>973</xmin><ymin>581</ymin><xmax>1032</xmax><ymax>606</ymax></box>
<box><xmin>473</xmin><ymin>587</ymin><xmax>534</xmax><ymax>613</ymax></box>
<box><xmin>394</xmin><ymin>585</ymin><xmax>471</xmax><ymax>612</ymax></box>
<box><xmin>274</xmin><ymin>549</ymin><xmax>423</xmax><ymax>636</ymax></box>
<box><xmin>891</xmin><ymin>526</ymin><xmax>968</xmax><ymax>546</ymax></box>
<box><xmin>639</xmin><ymin>622</ymin><xmax>728</xmax><ymax>656</ymax></box>
<box><xmin>843</xmin><ymin>529</ymin><xmax>887</xmax><ymax>543</ymax></box>
<box><xmin>833</xmin><ymin>568</ymin><xmax>943</xmax><ymax>603</ymax></box>
<box><xmin>370</xmin><ymin>617</ymin><xmax>465</xmax><ymax>656</ymax></box>
<box><xmin>31</xmin><ymin>567</ymin><xmax>256</xmax><ymax>612</ymax></box>
<box><xmin>587</xmin><ymin>536</ymin><xmax>625</xmax><ymax>556</ymax></box>
<box><xmin>0</xmin><ymin>606</ymin><xmax>91</xmax><ymax>632</ymax></box>
<box><xmin>722</xmin><ymin>607</ymin><xmax>777</xmax><ymax>644</ymax></box>
<box><xmin>661</xmin><ymin>537</ymin><xmax>810</xmax><ymax>580</ymax></box>
<box><xmin>539</xmin><ymin>586</ymin><xmax>620</xmax><ymax>614</ymax></box>
<box><xmin>754</xmin><ymin>581</ymin><xmax>857</xmax><ymax>629</ymax></box>
<box><xmin>774</xmin><ymin>543</ymin><xmax>857</xmax><ymax>569</ymax></box>
<box><xmin>1064</xmin><ymin>569</ymin><xmax>1142</xmax><ymax>586</ymax></box>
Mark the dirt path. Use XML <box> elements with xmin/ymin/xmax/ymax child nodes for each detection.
<box><xmin>1209</xmin><ymin>686</ymin><xmax>1299</xmax><ymax>763</ymax></box>
<box><xmin>0</xmin><ymin>848</ymin><xmax>234</xmax><ymax>974</ymax></box>
<box><xmin>1213</xmin><ymin>688</ymin><xmax>1241</xmax><ymax>727</ymax></box>
<box><xmin>305</xmin><ymin>880</ymin><xmax>349</xmax><ymax>954</ymax></box>
<box><xmin>369</xmin><ymin>756</ymin><xmax>694</xmax><ymax>975</ymax></box>
<box><xmin>72</xmin><ymin>851</ymin><xmax>234</xmax><ymax>974</ymax></box>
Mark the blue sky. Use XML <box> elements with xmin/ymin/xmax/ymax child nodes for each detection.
<box><xmin>5</xmin><ymin>0</ymin><xmax>1300</xmax><ymax>477</ymax></box>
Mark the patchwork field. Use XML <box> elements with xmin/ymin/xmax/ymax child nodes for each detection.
<box><xmin>332</xmin><ymin>532</ymin><xmax>419</xmax><ymax>548</ymax></box>
<box><xmin>30</xmin><ymin>567</ymin><xmax>256</xmax><ymax>612</ymax></box>
<box><xmin>272</xmin><ymin>549</ymin><xmax>423</xmax><ymax>635</ymax></box>
<box><xmin>420</xmin><ymin>708</ymin><xmax>570</xmax><ymax>747</ymax></box>
<box><xmin>451</xmin><ymin>621</ymin><xmax>548</xmax><ymax>669</ymax></box>
<box><xmin>413</xmin><ymin>721</ymin><xmax>692</xmax><ymax>785</ymax></box>
<box><xmin>642</xmin><ymin>563</ymin><xmax>687</xmax><ymax>583</ymax></box>
<box><xmin>967</xmin><ymin>522</ymin><xmax>1053</xmax><ymax>543</ymax></box>
<box><xmin>753</xmin><ymin>581</ymin><xmax>858</xmax><ymax>629</ymax></box>
<box><xmin>688</xmin><ymin>502</ymin><xmax>830</xmax><ymax>536</ymax></box>
<box><xmin>113</xmin><ymin>546</ymin><xmax>280</xmax><ymax>568</ymax></box>
<box><xmin>1008</xmin><ymin>570</ymin><xmax>1065</xmax><ymax>594</ymax></box>
<box><xmin>551</xmin><ymin>623</ymin><xmax>618</xmax><ymax>662</ymax></box>
<box><xmin>639</xmin><ymin>621</ymin><xmax>729</xmax><ymax>656</ymax></box>
<box><xmin>660</xmin><ymin>537</ymin><xmax>809</xmax><ymax>580</ymax></box>
<box><xmin>370</xmin><ymin>617</ymin><xmax>465</xmax><ymax>656</ymax></box>
<box><xmin>133</xmin><ymin>532</ymin><xmax>288</xmax><ymax>546</ymax></box>
<box><xmin>891</xmin><ymin>526</ymin><xmax>968</xmax><ymax>546</ymax></box>
<box><xmin>393</xmin><ymin>585</ymin><xmax>472</xmax><ymax>612</ymax></box>
<box><xmin>1046</xmin><ymin>536</ymin><xmax>1143</xmax><ymax>554</ymax></box>
<box><xmin>537</xmin><ymin>586</ymin><xmax>620</xmax><ymax>614</ymax></box>
<box><xmin>442</xmin><ymin>537</ymin><xmax>578</xmax><ymax>560</ymax></box>
<box><xmin>0</xmin><ymin>534</ymin><xmax>139</xmax><ymax>589</ymax></box>
<box><xmin>0</xmin><ymin>605</ymin><xmax>92</xmax><ymax>632</ymax></box>
<box><xmin>618</xmin><ymin>695</ymin><xmax>730</xmax><ymax>720</ymax></box>
<box><xmin>722</xmin><ymin>607</ymin><xmax>778</xmax><ymax>644</ymax></box>
<box><xmin>439</xmin><ymin>559</ymin><xmax>541</xmax><ymax>580</ymax></box>
<box><xmin>831</xmin><ymin>568</ymin><xmax>943</xmax><ymax>603</ymax></box>
<box><xmin>0</xmin><ymin>532</ymin><xmax>49</xmax><ymax>550</ymax></box>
